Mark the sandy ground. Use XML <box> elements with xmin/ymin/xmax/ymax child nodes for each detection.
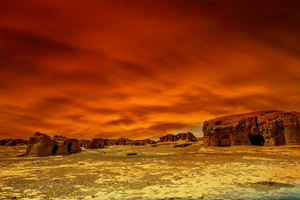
<box><xmin>0</xmin><ymin>142</ymin><xmax>300</xmax><ymax>200</ymax></box>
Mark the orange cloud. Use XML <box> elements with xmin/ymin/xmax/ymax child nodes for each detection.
<box><xmin>1</xmin><ymin>0</ymin><xmax>300</xmax><ymax>139</ymax></box>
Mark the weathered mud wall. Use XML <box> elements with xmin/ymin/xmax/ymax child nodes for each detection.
<box><xmin>203</xmin><ymin>110</ymin><xmax>300</xmax><ymax>146</ymax></box>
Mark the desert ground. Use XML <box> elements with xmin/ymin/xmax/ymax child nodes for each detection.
<box><xmin>0</xmin><ymin>142</ymin><xmax>300</xmax><ymax>200</ymax></box>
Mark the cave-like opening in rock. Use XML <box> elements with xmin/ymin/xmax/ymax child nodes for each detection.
<box><xmin>52</xmin><ymin>145</ymin><xmax>58</xmax><ymax>154</ymax></box>
<box><xmin>219</xmin><ymin>137</ymin><xmax>231</xmax><ymax>146</ymax></box>
<box><xmin>68</xmin><ymin>142</ymin><xmax>72</xmax><ymax>151</ymax></box>
<box><xmin>1</xmin><ymin>139</ymin><xmax>6</xmax><ymax>145</ymax></box>
<box><xmin>248</xmin><ymin>135</ymin><xmax>265</xmax><ymax>145</ymax></box>
<box><xmin>104</xmin><ymin>140</ymin><xmax>107</xmax><ymax>146</ymax></box>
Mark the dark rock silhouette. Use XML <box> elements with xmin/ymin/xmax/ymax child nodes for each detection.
<box><xmin>25</xmin><ymin>132</ymin><xmax>81</xmax><ymax>157</ymax></box>
<box><xmin>126</xmin><ymin>152</ymin><xmax>137</xmax><ymax>156</ymax></box>
<box><xmin>108</xmin><ymin>138</ymin><xmax>156</xmax><ymax>146</ymax></box>
<box><xmin>159</xmin><ymin>132</ymin><xmax>197</xmax><ymax>142</ymax></box>
<box><xmin>203</xmin><ymin>110</ymin><xmax>300</xmax><ymax>146</ymax></box>
<box><xmin>108</xmin><ymin>138</ymin><xmax>129</xmax><ymax>145</ymax></box>
<box><xmin>0</xmin><ymin>139</ymin><xmax>28</xmax><ymax>146</ymax></box>
<box><xmin>129</xmin><ymin>139</ymin><xmax>156</xmax><ymax>146</ymax></box>
<box><xmin>173</xmin><ymin>143</ymin><xmax>192</xmax><ymax>148</ymax></box>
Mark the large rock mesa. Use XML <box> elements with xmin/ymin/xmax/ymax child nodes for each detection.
<box><xmin>203</xmin><ymin>110</ymin><xmax>300</xmax><ymax>146</ymax></box>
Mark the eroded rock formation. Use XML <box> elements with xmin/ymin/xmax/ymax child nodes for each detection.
<box><xmin>160</xmin><ymin>132</ymin><xmax>197</xmax><ymax>142</ymax></box>
<box><xmin>203</xmin><ymin>110</ymin><xmax>300</xmax><ymax>146</ymax></box>
<box><xmin>0</xmin><ymin>139</ymin><xmax>27</xmax><ymax>146</ymax></box>
<box><xmin>82</xmin><ymin>138</ymin><xmax>109</xmax><ymax>149</ymax></box>
<box><xmin>129</xmin><ymin>139</ymin><xmax>156</xmax><ymax>146</ymax></box>
<box><xmin>108</xmin><ymin>138</ymin><xmax>129</xmax><ymax>145</ymax></box>
<box><xmin>108</xmin><ymin>138</ymin><xmax>156</xmax><ymax>146</ymax></box>
<box><xmin>25</xmin><ymin>132</ymin><xmax>81</xmax><ymax>157</ymax></box>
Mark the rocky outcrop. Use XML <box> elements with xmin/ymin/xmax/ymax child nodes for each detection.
<box><xmin>129</xmin><ymin>139</ymin><xmax>156</xmax><ymax>146</ymax></box>
<box><xmin>159</xmin><ymin>132</ymin><xmax>197</xmax><ymax>142</ymax></box>
<box><xmin>108</xmin><ymin>138</ymin><xmax>129</xmax><ymax>145</ymax></box>
<box><xmin>82</xmin><ymin>138</ymin><xmax>109</xmax><ymax>149</ymax></box>
<box><xmin>119</xmin><ymin>138</ymin><xmax>130</xmax><ymax>145</ymax></box>
<box><xmin>203</xmin><ymin>110</ymin><xmax>300</xmax><ymax>146</ymax></box>
<box><xmin>108</xmin><ymin>138</ymin><xmax>156</xmax><ymax>146</ymax></box>
<box><xmin>25</xmin><ymin>132</ymin><xmax>81</xmax><ymax>157</ymax></box>
<box><xmin>173</xmin><ymin>143</ymin><xmax>192</xmax><ymax>148</ymax></box>
<box><xmin>79</xmin><ymin>140</ymin><xmax>88</xmax><ymax>147</ymax></box>
<box><xmin>0</xmin><ymin>139</ymin><xmax>28</xmax><ymax>146</ymax></box>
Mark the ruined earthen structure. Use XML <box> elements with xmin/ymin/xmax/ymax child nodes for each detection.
<box><xmin>203</xmin><ymin>110</ymin><xmax>300</xmax><ymax>146</ymax></box>
<box><xmin>159</xmin><ymin>132</ymin><xmax>197</xmax><ymax>142</ymax></box>
<box><xmin>25</xmin><ymin>132</ymin><xmax>81</xmax><ymax>157</ymax></box>
<box><xmin>81</xmin><ymin>138</ymin><xmax>109</xmax><ymax>149</ymax></box>
<box><xmin>0</xmin><ymin>139</ymin><xmax>28</xmax><ymax>146</ymax></box>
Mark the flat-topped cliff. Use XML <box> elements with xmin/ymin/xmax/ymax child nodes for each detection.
<box><xmin>203</xmin><ymin>110</ymin><xmax>300</xmax><ymax>146</ymax></box>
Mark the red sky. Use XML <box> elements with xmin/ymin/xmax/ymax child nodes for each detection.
<box><xmin>1</xmin><ymin>0</ymin><xmax>300</xmax><ymax>140</ymax></box>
